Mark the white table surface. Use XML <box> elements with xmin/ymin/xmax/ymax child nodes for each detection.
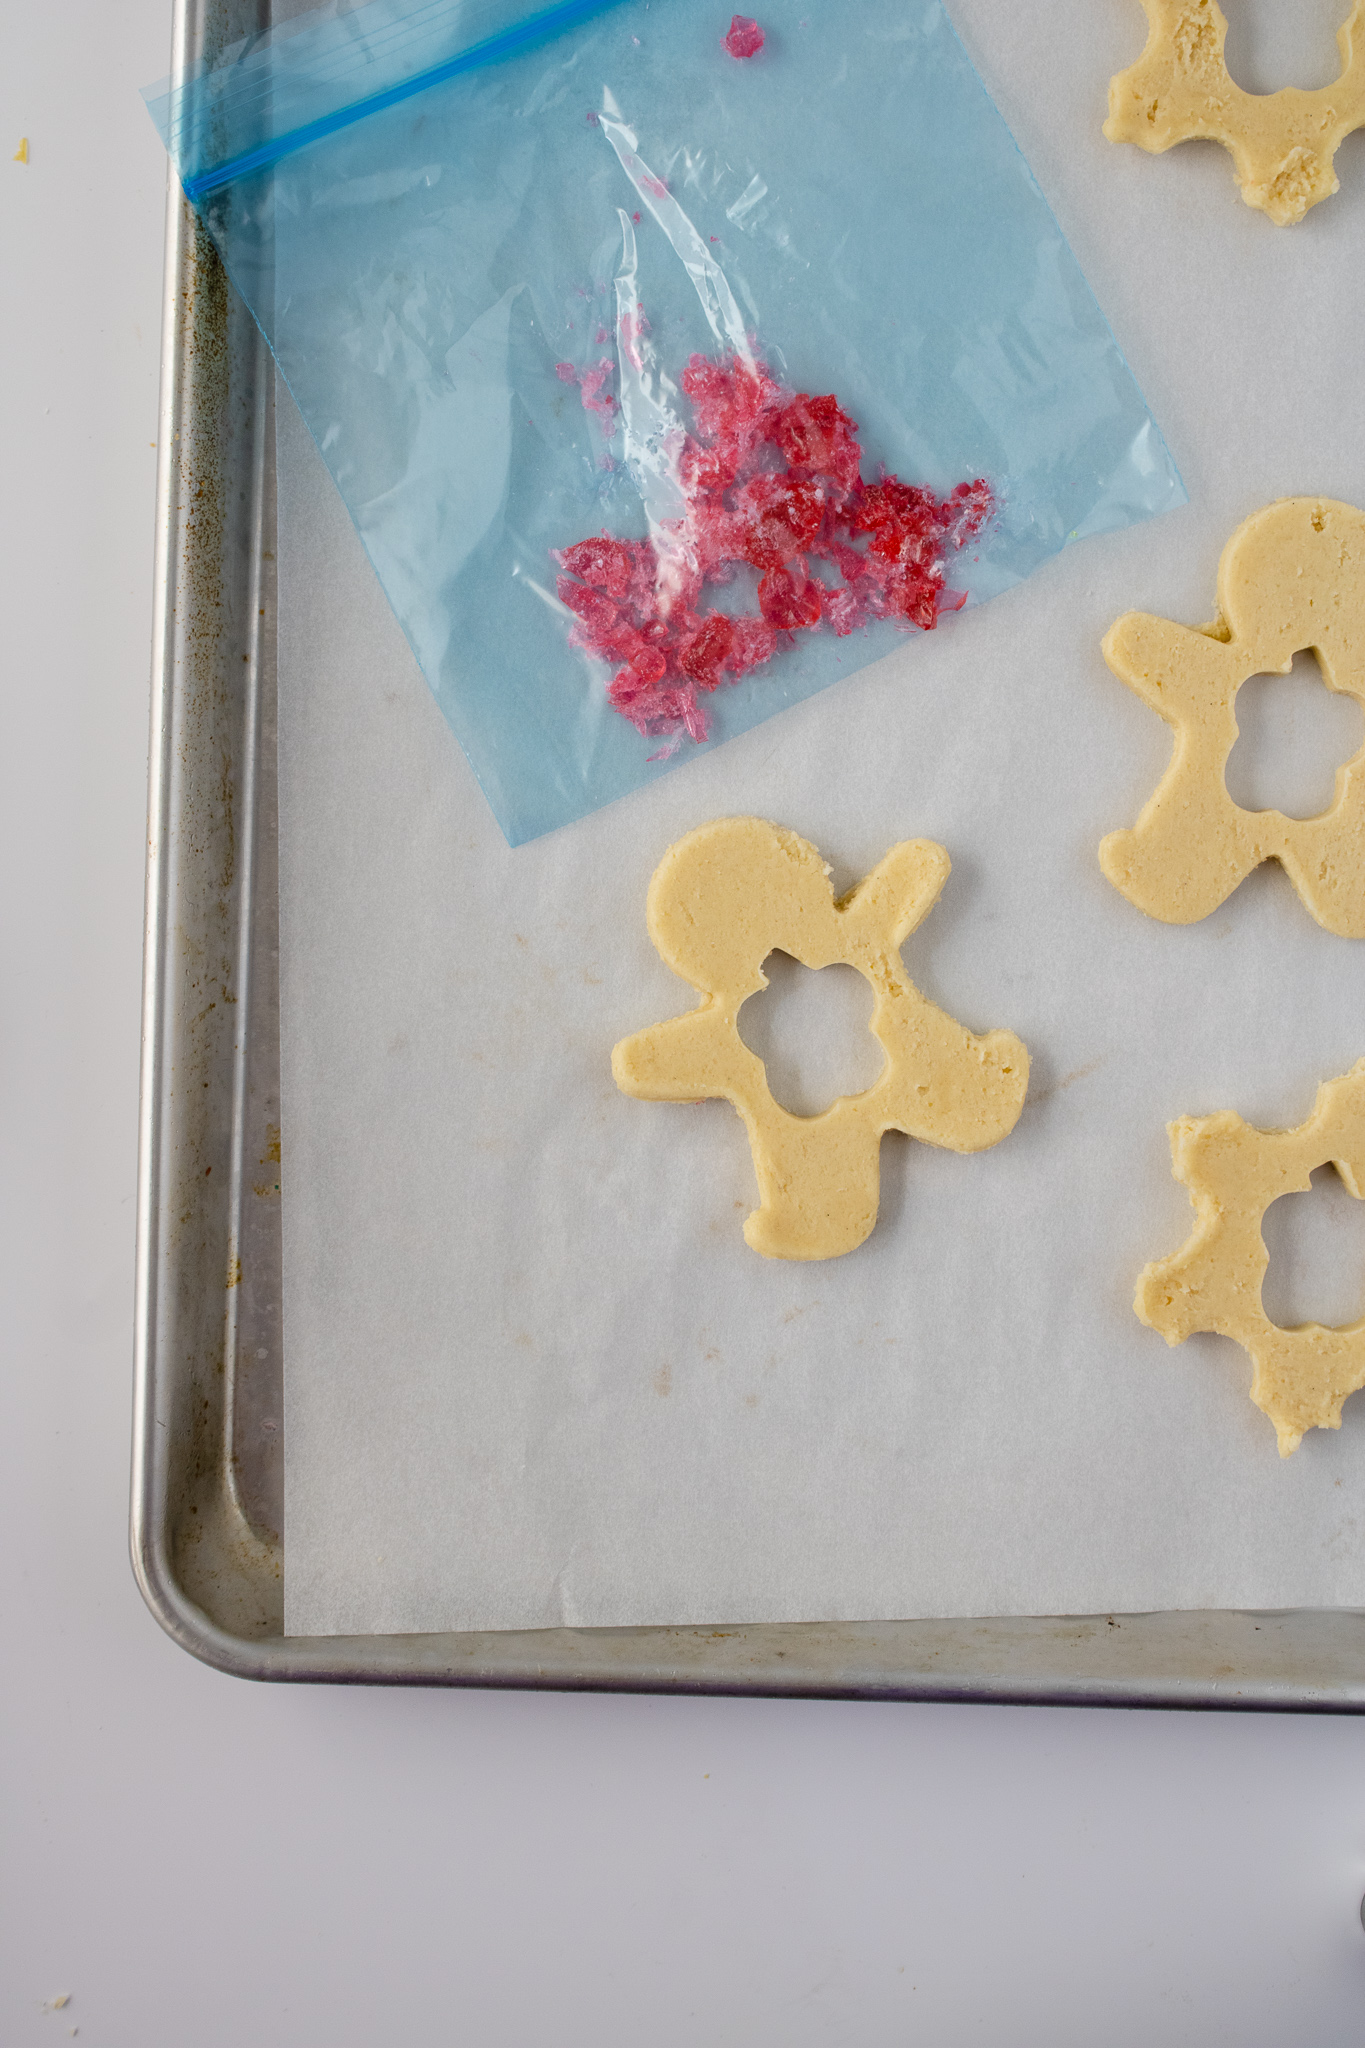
<box><xmin>5</xmin><ymin>4</ymin><xmax>1365</xmax><ymax>2042</ymax></box>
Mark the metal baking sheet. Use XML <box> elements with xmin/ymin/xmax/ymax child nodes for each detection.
<box><xmin>132</xmin><ymin>0</ymin><xmax>1365</xmax><ymax>1704</ymax></box>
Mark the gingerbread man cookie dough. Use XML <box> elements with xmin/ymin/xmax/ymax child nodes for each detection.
<box><xmin>1137</xmin><ymin>1063</ymin><xmax>1365</xmax><ymax>1455</ymax></box>
<box><xmin>612</xmin><ymin>818</ymin><xmax>1029</xmax><ymax>1262</ymax></box>
<box><xmin>1099</xmin><ymin>498</ymin><xmax>1365</xmax><ymax>936</ymax></box>
<box><xmin>1105</xmin><ymin>0</ymin><xmax>1365</xmax><ymax>225</ymax></box>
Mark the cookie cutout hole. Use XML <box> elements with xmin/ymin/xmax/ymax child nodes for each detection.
<box><xmin>738</xmin><ymin>955</ymin><xmax>885</xmax><ymax>1117</ymax></box>
<box><xmin>1261</xmin><ymin>1165</ymin><xmax>1365</xmax><ymax>1332</ymax></box>
<box><xmin>1224</xmin><ymin>650</ymin><xmax>1363</xmax><ymax>820</ymax></box>
<box><xmin>1222</xmin><ymin>0</ymin><xmax>1348</xmax><ymax>95</ymax></box>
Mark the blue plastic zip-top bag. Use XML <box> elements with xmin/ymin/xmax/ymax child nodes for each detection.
<box><xmin>146</xmin><ymin>0</ymin><xmax>1183</xmax><ymax>844</ymax></box>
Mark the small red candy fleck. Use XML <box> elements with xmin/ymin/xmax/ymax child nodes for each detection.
<box><xmin>723</xmin><ymin>15</ymin><xmax>765</xmax><ymax>59</ymax></box>
<box><xmin>628</xmin><ymin>647</ymin><xmax>669</xmax><ymax>686</ymax></box>
<box><xmin>576</xmin><ymin>360</ymin><xmax>617</xmax><ymax>424</ymax></box>
<box><xmin>822</xmin><ymin>586</ymin><xmax>862</xmax><ymax>637</ymax></box>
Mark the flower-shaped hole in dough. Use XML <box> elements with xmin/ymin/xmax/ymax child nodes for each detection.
<box><xmin>1099</xmin><ymin>498</ymin><xmax>1365</xmax><ymax>936</ymax></box>
<box><xmin>612</xmin><ymin>818</ymin><xmax>1029</xmax><ymax>1262</ymax></box>
<box><xmin>1105</xmin><ymin>0</ymin><xmax>1365</xmax><ymax>224</ymax></box>
<box><xmin>1137</xmin><ymin>1062</ymin><xmax>1365</xmax><ymax>1455</ymax></box>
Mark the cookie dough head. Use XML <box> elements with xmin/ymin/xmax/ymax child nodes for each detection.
<box><xmin>1105</xmin><ymin>0</ymin><xmax>1365</xmax><ymax>224</ymax></box>
<box><xmin>614</xmin><ymin>818</ymin><xmax>1029</xmax><ymax>1262</ymax></box>
<box><xmin>1136</xmin><ymin>1062</ymin><xmax>1365</xmax><ymax>1455</ymax></box>
<box><xmin>643</xmin><ymin>819</ymin><xmax>865</xmax><ymax>998</ymax></box>
<box><xmin>1099</xmin><ymin>497</ymin><xmax>1365</xmax><ymax>935</ymax></box>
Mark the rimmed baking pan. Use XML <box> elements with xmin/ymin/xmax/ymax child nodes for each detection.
<box><xmin>131</xmin><ymin>0</ymin><xmax>1365</xmax><ymax>1705</ymax></box>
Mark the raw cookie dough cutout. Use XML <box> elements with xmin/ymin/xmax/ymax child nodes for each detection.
<box><xmin>1136</xmin><ymin>1062</ymin><xmax>1365</xmax><ymax>1455</ymax></box>
<box><xmin>1105</xmin><ymin>0</ymin><xmax>1365</xmax><ymax>224</ymax></box>
<box><xmin>612</xmin><ymin>818</ymin><xmax>1029</xmax><ymax>1262</ymax></box>
<box><xmin>1099</xmin><ymin>497</ymin><xmax>1365</xmax><ymax>936</ymax></box>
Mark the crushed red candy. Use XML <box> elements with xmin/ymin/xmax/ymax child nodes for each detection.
<box><xmin>723</xmin><ymin>15</ymin><xmax>765</xmax><ymax>59</ymax></box>
<box><xmin>553</xmin><ymin>350</ymin><xmax>993</xmax><ymax>745</ymax></box>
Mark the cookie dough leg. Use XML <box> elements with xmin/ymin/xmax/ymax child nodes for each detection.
<box><xmin>1100</xmin><ymin>810</ymin><xmax>1255</xmax><ymax>926</ymax></box>
<box><xmin>1248</xmin><ymin>1336</ymin><xmax>1365</xmax><ymax>1459</ymax></box>
<box><xmin>742</xmin><ymin>1115</ymin><xmax>885</xmax><ymax>1261</ymax></box>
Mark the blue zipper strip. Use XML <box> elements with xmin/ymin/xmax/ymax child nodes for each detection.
<box><xmin>183</xmin><ymin>0</ymin><xmax>622</xmax><ymax>201</ymax></box>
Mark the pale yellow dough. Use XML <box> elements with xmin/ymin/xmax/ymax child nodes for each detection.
<box><xmin>1099</xmin><ymin>497</ymin><xmax>1365</xmax><ymax>935</ymax></box>
<box><xmin>1137</xmin><ymin>1063</ymin><xmax>1365</xmax><ymax>1456</ymax></box>
<box><xmin>611</xmin><ymin>818</ymin><xmax>1029</xmax><ymax>1262</ymax></box>
<box><xmin>1105</xmin><ymin>0</ymin><xmax>1365</xmax><ymax>225</ymax></box>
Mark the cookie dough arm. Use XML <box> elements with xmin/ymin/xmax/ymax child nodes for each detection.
<box><xmin>837</xmin><ymin>839</ymin><xmax>951</xmax><ymax>954</ymax></box>
<box><xmin>1308</xmin><ymin>1064</ymin><xmax>1365</xmax><ymax>1196</ymax></box>
<box><xmin>1102</xmin><ymin>612</ymin><xmax>1238</xmax><ymax>721</ymax></box>
<box><xmin>1100</xmin><ymin>615</ymin><xmax>1255</xmax><ymax>924</ymax></box>
<box><xmin>612</xmin><ymin>1004</ymin><xmax>759</xmax><ymax>1104</ymax></box>
<box><xmin>1104</xmin><ymin>0</ymin><xmax>1236</xmax><ymax>154</ymax></box>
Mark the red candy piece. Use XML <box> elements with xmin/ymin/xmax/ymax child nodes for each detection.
<box><xmin>759</xmin><ymin>561</ymin><xmax>823</xmax><ymax>631</ymax></box>
<box><xmin>553</xmin><ymin>344</ymin><xmax>993</xmax><ymax>745</ymax></box>
<box><xmin>723</xmin><ymin>15</ymin><xmax>765</xmax><ymax>59</ymax></box>
<box><xmin>735</xmin><ymin>474</ymin><xmax>825</xmax><ymax>570</ymax></box>
<box><xmin>776</xmin><ymin>393</ymin><xmax>861</xmax><ymax>491</ymax></box>
<box><xmin>556</xmin><ymin>577</ymin><xmax>619</xmax><ymax>637</ymax></box>
<box><xmin>681</xmin><ymin>612</ymin><xmax>736</xmax><ymax>691</ymax></box>
<box><xmin>558</xmin><ymin>535</ymin><xmax>633</xmax><ymax>598</ymax></box>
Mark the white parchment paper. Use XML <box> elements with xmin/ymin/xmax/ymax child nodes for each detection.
<box><xmin>281</xmin><ymin>0</ymin><xmax>1365</xmax><ymax>1635</ymax></box>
